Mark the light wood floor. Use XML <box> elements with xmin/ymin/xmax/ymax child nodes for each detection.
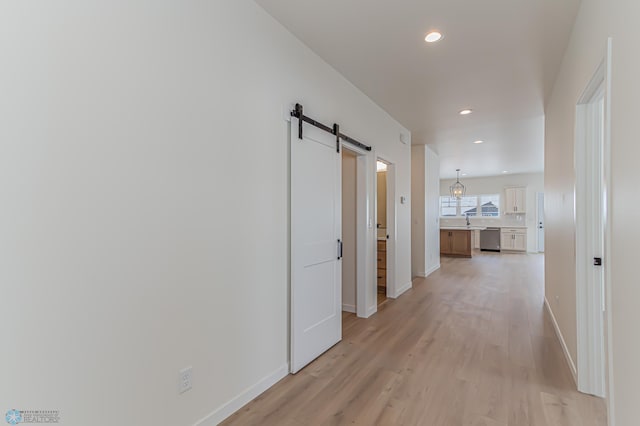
<box><xmin>377</xmin><ymin>289</ymin><xmax>387</xmax><ymax>306</ymax></box>
<box><xmin>222</xmin><ymin>252</ymin><xmax>607</xmax><ymax>426</ymax></box>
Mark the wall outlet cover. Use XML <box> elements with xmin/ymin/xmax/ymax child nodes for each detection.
<box><xmin>179</xmin><ymin>366</ymin><xmax>193</xmax><ymax>394</ymax></box>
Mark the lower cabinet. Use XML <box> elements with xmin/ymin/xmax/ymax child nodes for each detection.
<box><xmin>500</xmin><ymin>228</ymin><xmax>527</xmax><ymax>252</ymax></box>
<box><xmin>440</xmin><ymin>231</ymin><xmax>451</xmax><ymax>254</ymax></box>
<box><xmin>440</xmin><ymin>230</ymin><xmax>472</xmax><ymax>258</ymax></box>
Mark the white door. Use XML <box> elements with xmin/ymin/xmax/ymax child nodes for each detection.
<box><xmin>585</xmin><ymin>93</ymin><xmax>606</xmax><ymax>396</ymax></box>
<box><xmin>536</xmin><ymin>193</ymin><xmax>545</xmax><ymax>252</ymax></box>
<box><xmin>290</xmin><ymin>117</ymin><xmax>342</xmax><ymax>374</ymax></box>
<box><xmin>576</xmin><ymin>65</ymin><xmax>606</xmax><ymax>398</ymax></box>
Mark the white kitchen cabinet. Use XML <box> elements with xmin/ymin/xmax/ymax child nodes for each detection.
<box><xmin>504</xmin><ymin>187</ymin><xmax>527</xmax><ymax>214</ymax></box>
<box><xmin>501</xmin><ymin>228</ymin><xmax>527</xmax><ymax>252</ymax></box>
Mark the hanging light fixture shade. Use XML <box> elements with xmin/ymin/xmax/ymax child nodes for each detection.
<box><xmin>450</xmin><ymin>169</ymin><xmax>466</xmax><ymax>199</ymax></box>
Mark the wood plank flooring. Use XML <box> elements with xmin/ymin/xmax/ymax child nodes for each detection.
<box><xmin>222</xmin><ymin>252</ymin><xmax>607</xmax><ymax>426</ymax></box>
<box><xmin>377</xmin><ymin>290</ymin><xmax>387</xmax><ymax>306</ymax></box>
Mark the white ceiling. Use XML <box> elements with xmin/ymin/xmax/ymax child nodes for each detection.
<box><xmin>255</xmin><ymin>0</ymin><xmax>580</xmax><ymax>178</ymax></box>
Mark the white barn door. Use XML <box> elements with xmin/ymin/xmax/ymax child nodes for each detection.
<box><xmin>290</xmin><ymin>116</ymin><xmax>342</xmax><ymax>374</ymax></box>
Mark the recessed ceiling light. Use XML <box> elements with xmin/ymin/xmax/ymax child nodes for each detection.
<box><xmin>425</xmin><ymin>31</ymin><xmax>443</xmax><ymax>43</ymax></box>
<box><xmin>473</xmin><ymin>140</ymin><xmax>484</xmax><ymax>144</ymax></box>
<box><xmin>502</xmin><ymin>170</ymin><xmax>509</xmax><ymax>173</ymax></box>
<box><xmin>459</xmin><ymin>109</ymin><xmax>473</xmax><ymax>115</ymax></box>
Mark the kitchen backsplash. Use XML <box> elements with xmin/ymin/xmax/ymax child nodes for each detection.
<box><xmin>440</xmin><ymin>213</ymin><xmax>529</xmax><ymax>227</ymax></box>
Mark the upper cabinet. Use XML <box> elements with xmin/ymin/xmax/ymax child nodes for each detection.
<box><xmin>504</xmin><ymin>186</ymin><xmax>527</xmax><ymax>214</ymax></box>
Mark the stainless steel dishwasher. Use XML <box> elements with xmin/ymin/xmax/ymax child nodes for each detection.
<box><xmin>480</xmin><ymin>227</ymin><xmax>501</xmax><ymax>252</ymax></box>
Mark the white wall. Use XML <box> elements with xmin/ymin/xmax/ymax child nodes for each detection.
<box><xmin>411</xmin><ymin>146</ymin><xmax>426</xmax><ymax>277</ymax></box>
<box><xmin>425</xmin><ymin>147</ymin><xmax>441</xmax><ymax>274</ymax></box>
<box><xmin>0</xmin><ymin>2</ymin><xmax>411</xmax><ymax>425</ymax></box>
<box><xmin>342</xmin><ymin>151</ymin><xmax>357</xmax><ymax>312</ymax></box>
<box><xmin>439</xmin><ymin>173</ymin><xmax>544</xmax><ymax>253</ymax></box>
<box><xmin>545</xmin><ymin>0</ymin><xmax>640</xmax><ymax>424</ymax></box>
<box><xmin>411</xmin><ymin>145</ymin><xmax>440</xmax><ymax>277</ymax></box>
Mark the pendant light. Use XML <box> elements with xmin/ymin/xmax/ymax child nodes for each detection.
<box><xmin>450</xmin><ymin>169</ymin><xmax>466</xmax><ymax>199</ymax></box>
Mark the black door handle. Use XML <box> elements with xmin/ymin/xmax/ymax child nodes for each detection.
<box><xmin>594</xmin><ymin>257</ymin><xmax>602</xmax><ymax>266</ymax></box>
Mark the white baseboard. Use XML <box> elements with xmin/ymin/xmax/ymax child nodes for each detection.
<box><xmin>365</xmin><ymin>304</ymin><xmax>377</xmax><ymax>318</ymax></box>
<box><xmin>424</xmin><ymin>263</ymin><xmax>440</xmax><ymax>277</ymax></box>
<box><xmin>342</xmin><ymin>303</ymin><xmax>356</xmax><ymax>313</ymax></box>
<box><xmin>544</xmin><ymin>298</ymin><xmax>577</xmax><ymax>384</ymax></box>
<box><xmin>393</xmin><ymin>281</ymin><xmax>412</xmax><ymax>298</ymax></box>
<box><xmin>416</xmin><ymin>263</ymin><xmax>441</xmax><ymax>279</ymax></box>
<box><xmin>195</xmin><ymin>363</ymin><xmax>289</xmax><ymax>426</ymax></box>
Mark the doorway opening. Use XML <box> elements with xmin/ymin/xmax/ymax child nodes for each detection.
<box><xmin>376</xmin><ymin>157</ymin><xmax>396</xmax><ymax>304</ymax></box>
<box><xmin>376</xmin><ymin>160</ymin><xmax>388</xmax><ymax>306</ymax></box>
<box><xmin>341</xmin><ymin>144</ymin><xmax>374</xmax><ymax>319</ymax></box>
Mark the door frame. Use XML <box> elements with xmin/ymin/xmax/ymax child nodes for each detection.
<box><xmin>376</xmin><ymin>156</ymin><xmax>397</xmax><ymax>301</ymax></box>
<box><xmin>342</xmin><ymin>144</ymin><xmax>375</xmax><ymax>319</ymax></box>
<box><xmin>536</xmin><ymin>192</ymin><xmax>544</xmax><ymax>253</ymax></box>
<box><xmin>574</xmin><ymin>39</ymin><xmax>613</xmax><ymax>405</ymax></box>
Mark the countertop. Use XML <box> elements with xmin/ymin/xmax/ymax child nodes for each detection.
<box><xmin>440</xmin><ymin>225</ymin><xmax>528</xmax><ymax>230</ymax></box>
<box><xmin>440</xmin><ymin>226</ymin><xmax>487</xmax><ymax>231</ymax></box>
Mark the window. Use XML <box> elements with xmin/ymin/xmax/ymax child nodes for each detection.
<box><xmin>460</xmin><ymin>196</ymin><xmax>478</xmax><ymax>217</ymax></box>
<box><xmin>479</xmin><ymin>194</ymin><xmax>500</xmax><ymax>217</ymax></box>
<box><xmin>439</xmin><ymin>194</ymin><xmax>500</xmax><ymax>217</ymax></box>
<box><xmin>440</xmin><ymin>196</ymin><xmax>457</xmax><ymax>216</ymax></box>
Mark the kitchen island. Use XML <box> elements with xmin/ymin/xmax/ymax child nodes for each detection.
<box><xmin>440</xmin><ymin>226</ymin><xmax>487</xmax><ymax>258</ymax></box>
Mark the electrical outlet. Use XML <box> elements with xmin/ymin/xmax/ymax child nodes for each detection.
<box><xmin>179</xmin><ymin>366</ymin><xmax>193</xmax><ymax>394</ymax></box>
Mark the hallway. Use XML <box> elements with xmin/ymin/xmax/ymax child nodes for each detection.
<box><xmin>223</xmin><ymin>253</ymin><xmax>606</xmax><ymax>425</ymax></box>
